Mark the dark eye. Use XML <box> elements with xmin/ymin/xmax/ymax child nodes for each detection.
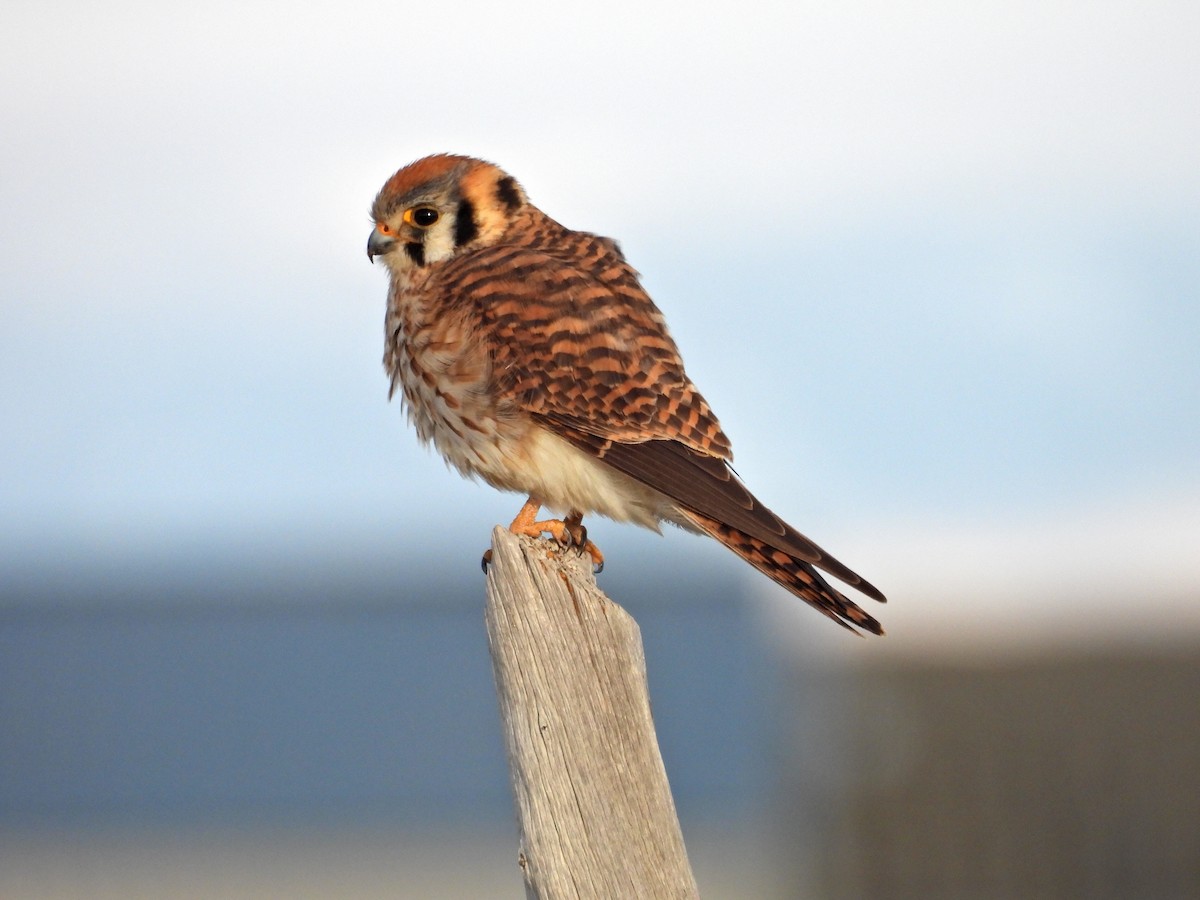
<box><xmin>407</xmin><ymin>206</ymin><xmax>440</xmax><ymax>227</ymax></box>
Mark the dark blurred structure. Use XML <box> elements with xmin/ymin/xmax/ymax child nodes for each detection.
<box><xmin>0</xmin><ymin>546</ymin><xmax>782</xmax><ymax>897</ymax></box>
<box><xmin>0</xmin><ymin>552</ymin><xmax>771</xmax><ymax>828</ymax></box>
<box><xmin>5</xmin><ymin>549</ymin><xmax>1199</xmax><ymax>898</ymax></box>
<box><xmin>778</xmin><ymin>644</ymin><xmax>1200</xmax><ymax>899</ymax></box>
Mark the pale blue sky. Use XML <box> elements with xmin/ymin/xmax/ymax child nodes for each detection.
<box><xmin>2</xmin><ymin>1</ymin><xmax>1197</xmax><ymax>636</ymax></box>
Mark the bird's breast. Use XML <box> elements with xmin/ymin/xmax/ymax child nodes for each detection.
<box><xmin>385</xmin><ymin>295</ymin><xmax>525</xmax><ymax>485</ymax></box>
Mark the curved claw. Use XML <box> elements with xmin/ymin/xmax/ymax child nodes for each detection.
<box><xmin>576</xmin><ymin>538</ymin><xmax>605</xmax><ymax>575</ymax></box>
<box><xmin>481</xmin><ymin>548</ymin><xmax>493</xmax><ymax>572</ymax></box>
<box><xmin>503</xmin><ymin>501</ymin><xmax>605</xmax><ymax>574</ymax></box>
<box><xmin>571</xmin><ymin>522</ymin><xmax>588</xmax><ymax>548</ymax></box>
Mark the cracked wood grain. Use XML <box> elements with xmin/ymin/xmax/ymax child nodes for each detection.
<box><xmin>485</xmin><ymin>526</ymin><xmax>699</xmax><ymax>900</ymax></box>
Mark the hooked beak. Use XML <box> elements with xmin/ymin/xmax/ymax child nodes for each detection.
<box><xmin>367</xmin><ymin>226</ymin><xmax>396</xmax><ymax>263</ymax></box>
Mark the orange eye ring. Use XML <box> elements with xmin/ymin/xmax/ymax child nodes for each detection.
<box><xmin>403</xmin><ymin>206</ymin><xmax>440</xmax><ymax>228</ymax></box>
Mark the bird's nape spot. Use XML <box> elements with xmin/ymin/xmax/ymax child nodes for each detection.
<box><xmin>455</xmin><ymin>198</ymin><xmax>479</xmax><ymax>247</ymax></box>
<box><xmin>495</xmin><ymin>175</ymin><xmax>523</xmax><ymax>212</ymax></box>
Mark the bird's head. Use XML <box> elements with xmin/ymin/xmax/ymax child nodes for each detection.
<box><xmin>367</xmin><ymin>153</ymin><xmax>527</xmax><ymax>276</ymax></box>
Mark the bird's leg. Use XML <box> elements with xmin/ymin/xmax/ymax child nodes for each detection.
<box><xmin>507</xmin><ymin>497</ymin><xmax>550</xmax><ymax>537</ymax></box>
<box><xmin>481</xmin><ymin>497</ymin><xmax>558</xmax><ymax>570</ymax></box>
<box><xmin>507</xmin><ymin>497</ymin><xmax>576</xmax><ymax>545</ymax></box>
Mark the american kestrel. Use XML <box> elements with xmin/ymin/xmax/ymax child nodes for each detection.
<box><xmin>367</xmin><ymin>154</ymin><xmax>886</xmax><ymax>634</ymax></box>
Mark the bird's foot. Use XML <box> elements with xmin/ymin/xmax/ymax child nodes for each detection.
<box><xmin>518</xmin><ymin>514</ymin><xmax>604</xmax><ymax>574</ymax></box>
<box><xmin>481</xmin><ymin>499</ymin><xmax>604</xmax><ymax>574</ymax></box>
<box><xmin>563</xmin><ymin>511</ymin><xmax>604</xmax><ymax>574</ymax></box>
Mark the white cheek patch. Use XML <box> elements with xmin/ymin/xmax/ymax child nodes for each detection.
<box><xmin>421</xmin><ymin>220</ymin><xmax>459</xmax><ymax>264</ymax></box>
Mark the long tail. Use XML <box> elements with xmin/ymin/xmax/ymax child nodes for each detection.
<box><xmin>680</xmin><ymin>509</ymin><xmax>885</xmax><ymax>636</ymax></box>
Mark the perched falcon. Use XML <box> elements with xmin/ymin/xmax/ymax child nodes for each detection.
<box><xmin>367</xmin><ymin>154</ymin><xmax>886</xmax><ymax>634</ymax></box>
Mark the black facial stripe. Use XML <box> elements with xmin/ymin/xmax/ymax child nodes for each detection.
<box><xmin>495</xmin><ymin>176</ymin><xmax>522</xmax><ymax>212</ymax></box>
<box><xmin>454</xmin><ymin>198</ymin><xmax>479</xmax><ymax>247</ymax></box>
<box><xmin>405</xmin><ymin>242</ymin><xmax>425</xmax><ymax>266</ymax></box>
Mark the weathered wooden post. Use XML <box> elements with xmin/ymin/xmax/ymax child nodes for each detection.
<box><xmin>484</xmin><ymin>526</ymin><xmax>700</xmax><ymax>899</ymax></box>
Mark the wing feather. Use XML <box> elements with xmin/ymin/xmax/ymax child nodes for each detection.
<box><xmin>549</xmin><ymin>419</ymin><xmax>886</xmax><ymax>604</ymax></box>
<box><xmin>441</xmin><ymin>221</ymin><xmax>884</xmax><ymax>606</ymax></box>
<box><xmin>436</xmin><ymin>236</ymin><xmax>732</xmax><ymax>459</ymax></box>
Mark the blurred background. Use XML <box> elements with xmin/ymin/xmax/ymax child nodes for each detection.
<box><xmin>2</xmin><ymin>1</ymin><xmax>1198</xmax><ymax>897</ymax></box>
